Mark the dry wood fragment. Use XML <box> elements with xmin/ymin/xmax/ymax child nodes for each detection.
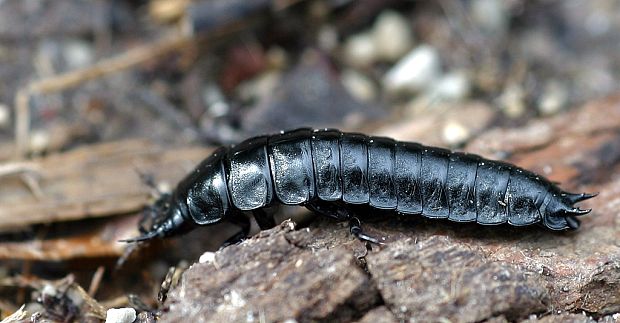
<box><xmin>0</xmin><ymin>139</ymin><xmax>210</xmax><ymax>231</ymax></box>
<box><xmin>0</xmin><ymin>219</ymin><xmax>130</xmax><ymax>261</ymax></box>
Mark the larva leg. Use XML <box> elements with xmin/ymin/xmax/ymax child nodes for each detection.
<box><xmin>220</xmin><ymin>212</ymin><xmax>251</xmax><ymax>248</ymax></box>
<box><xmin>253</xmin><ymin>209</ymin><xmax>276</xmax><ymax>230</ymax></box>
<box><xmin>349</xmin><ymin>217</ymin><xmax>384</xmax><ymax>245</ymax></box>
<box><xmin>306</xmin><ymin>200</ymin><xmax>383</xmax><ymax>245</ymax></box>
<box><xmin>305</xmin><ymin>200</ymin><xmax>350</xmax><ymax>220</ymax></box>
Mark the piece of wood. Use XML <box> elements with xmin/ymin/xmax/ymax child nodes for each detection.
<box><xmin>0</xmin><ymin>139</ymin><xmax>210</xmax><ymax>231</ymax></box>
<box><xmin>0</xmin><ymin>215</ymin><xmax>138</xmax><ymax>261</ymax></box>
<box><xmin>162</xmin><ymin>221</ymin><xmax>381</xmax><ymax>323</ymax></box>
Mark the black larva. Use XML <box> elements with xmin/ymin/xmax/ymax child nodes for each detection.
<box><xmin>123</xmin><ymin>128</ymin><xmax>595</xmax><ymax>243</ymax></box>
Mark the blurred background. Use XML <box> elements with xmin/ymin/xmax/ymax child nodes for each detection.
<box><xmin>0</xmin><ymin>0</ymin><xmax>619</xmax><ymax>321</ymax></box>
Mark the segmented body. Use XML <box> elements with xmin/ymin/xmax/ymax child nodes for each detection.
<box><xmin>133</xmin><ymin>128</ymin><xmax>594</xmax><ymax>241</ymax></box>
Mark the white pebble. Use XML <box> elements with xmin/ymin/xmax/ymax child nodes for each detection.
<box><xmin>498</xmin><ymin>83</ymin><xmax>526</xmax><ymax>118</ymax></box>
<box><xmin>29</xmin><ymin>129</ymin><xmax>50</xmax><ymax>155</ymax></box>
<box><xmin>341</xmin><ymin>69</ymin><xmax>376</xmax><ymax>102</ymax></box>
<box><xmin>317</xmin><ymin>25</ymin><xmax>339</xmax><ymax>52</ymax></box>
<box><xmin>105</xmin><ymin>308</ymin><xmax>136</xmax><ymax>323</ymax></box>
<box><xmin>63</xmin><ymin>40</ymin><xmax>94</xmax><ymax>70</ymax></box>
<box><xmin>471</xmin><ymin>0</ymin><xmax>508</xmax><ymax>35</ymax></box>
<box><xmin>156</xmin><ymin>181</ymin><xmax>171</xmax><ymax>195</ymax></box>
<box><xmin>202</xmin><ymin>84</ymin><xmax>230</xmax><ymax>117</ymax></box>
<box><xmin>285</xmin><ymin>220</ymin><xmax>296</xmax><ymax>230</ymax></box>
<box><xmin>229</xmin><ymin>290</ymin><xmax>246</xmax><ymax>307</ymax></box>
<box><xmin>442</xmin><ymin>120</ymin><xmax>470</xmax><ymax>146</ymax></box>
<box><xmin>237</xmin><ymin>72</ymin><xmax>280</xmax><ymax>103</ymax></box>
<box><xmin>384</xmin><ymin>45</ymin><xmax>441</xmax><ymax>94</ymax></box>
<box><xmin>372</xmin><ymin>10</ymin><xmax>414</xmax><ymax>62</ymax></box>
<box><xmin>585</xmin><ymin>9</ymin><xmax>611</xmax><ymax>36</ymax></box>
<box><xmin>41</xmin><ymin>284</ymin><xmax>57</xmax><ymax>297</ymax></box>
<box><xmin>0</xmin><ymin>103</ymin><xmax>10</xmax><ymax>129</ymax></box>
<box><xmin>343</xmin><ymin>32</ymin><xmax>376</xmax><ymax>67</ymax></box>
<box><xmin>199</xmin><ymin>251</ymin><xmax>216</xmax><ymax>264</ymax></box>
<box><xmin>538</xmin><ymin>81</ymin><xmax>567</xmax><ymax>115</ymax></box>
<box><xmin>427</xmin><ymin>71</ymin><xmax>470</xmax><ymax>101</ymax></box>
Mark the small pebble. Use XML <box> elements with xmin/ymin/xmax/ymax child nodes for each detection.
<box><xmin>539</xmin><ymin>250</ymin><xmax>556</xmax><ymax>257</ymax></box>
<box><xmin>41</xmin><ymin>284</ymin><xmax>57</xmax><ymax>297</ymax></box>
<box><xmin>63</xmin><ymin>40</ymin><xmax>94</xmax><ymax>69</ymax></box>
<box><xmin>318</xmin><ymin>25</ymin><xmax>338</xmax><ymax>52</ymax></box>
<box><xmin>308</xmin><ymin>0</ymin><xmax>329</xmax><ymax>20</ymax></box>
<box><xmin>427</xmin><ymin>71</ymin><xmax>471</xmax><ymax>101</ymax></box>
<box><xmin>498</xmin><ymin>83</ymin><xmax>526</xmax><ymax>118</ymax></box>
<box><xmin>237</xmin><ymin>71</ymin><xmax>280</xmax><ymax>102</ymax></box>
<box><xmin>538</xmin><ymin>81</ymin><xmax>568</xmax><ymax>115</ymax></box>
<box><xmin>285</xmin><ymin>220</ymin><xmax>296</xmax><ymax>231</ymax></box>
<box><xmin>105</xmin><ymin>308</ymin><xmax>136</xmax><ymax>323</ymax></box>
<box><xmin>226</xmin><ymin>290</ymin><xmax>246</xmax><ymax>308</ymax></box>
<box><xmin>442</xmin><ymin>120</ymin><xmax>470</xmax><ymax>146</ymax></box>
<box><xmin>199</xmin><ymin>251</ymin><xmax>216</xmax><ymax>264</ymax></box>
<box><xmin>0</xmin><ymin>103</ymin><xmax>9</xmax><ymax>129</ymax></box>
<box><xmin>29</xmin><ymin>129</ymin><xmax>50</xmax><ymax>155</ymax></box>
<box><xmin>202</xmin><ymin>83</ymin><xmax>230</xmax><ymax>117</ymax></box>
<box><xmin>156</xmin><ymin>181</ymin><xmax>171</xmax><ymax>195</ymax></box>
<box><xmin>266</xmin><ymin>46</ymin><xmax>288</xmax><ymax>69</ymax></box>
<box><xmin>341</xmin><ymin>69</ymin><xmax>377</xmax><ymax>102</ymax></box>
<box><xmin>343</xmin><ymin>32</ymin><xmax>376</xmax><ymax>67</ymax></box>
<box><xmin>384</xmin><ymin>45</ymin><xmax>441</xmax><ymax>94</ymax></box>
<box><xmin>585</xmin><ymin>7</ymin><xmax>611</xmax><ymax>36</ymax></box>
<box><xmin>372</xmin><ymin>10</ymin><xmax>414</xmax><ymax>62</ymax></box>
<box><xmin>471</xmin><ymin>0</ymin><xmax>509</xmax><ymax>36</ymax></box>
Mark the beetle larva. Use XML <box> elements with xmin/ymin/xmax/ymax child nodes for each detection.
<box><xmin>122</xmin><ymin>128</ymin><xmax>595</xmax><ymax>244</ymax></box>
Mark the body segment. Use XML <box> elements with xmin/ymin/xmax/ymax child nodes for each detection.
<box><xmin>268</xmin><ymin>129</ymin><xmax>315</xmax><ymax>204</ymax></box>
<box><xmin>368</xmin><ymin>137</ymin><xmax>397</xmax><ymax>210</ymax></box>
<box><xmin>475</xmin><ymin>161</ymin><xmax>510</xmax><ymax>225</ymax></box>
<box><xmin>420</xmin><ymin>148</ymin><xmax>450</xmax><ymax>218</ymax></box>
<box><xmin>311</xmin><ymin>129</ymin><xmax>342</xmax><ymax>201</ymax></box>
<box><xmin>340</xmin><ymin>133</ymin><xmax>370</xmax><ymax>204</ymax></box>
<box><xmin>227</xmin><ymin>136</ymin><xmax>273</xmax><ymax>210</ymax></box>
<box><xmin>394</xmin><ymin>142</ymin><xmax>423</xmax><ymax>215</ymax></box>
<box><xmin>446</xmin><ymin>153</ymin><xmax>478</xmax><ymax>222</ymax></box>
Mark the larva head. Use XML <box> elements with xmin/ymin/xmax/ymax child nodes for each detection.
<box><xmin>541</xmin><ymin>191</ymin><xmax>596</xmax><ymax>230</ymax></box>
<box><xmin>120</xmin><ymin>193</ymin><xmax>195</xmax><ymax>243</ymax></box>
<box><xmin>121</xmin><ymin>149</ymin><xmax>229</xmax><ymax>243</ymax></box>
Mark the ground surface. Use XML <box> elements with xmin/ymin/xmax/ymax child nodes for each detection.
<box><xmin>162</xmin><ymin>96</ymin><xmax>620</xmax><ymax>322</ymax></box>
<box><xmin>1</xmin><ymin>1</ymin><xmax>620</xmax><ymax>322</ymax></box>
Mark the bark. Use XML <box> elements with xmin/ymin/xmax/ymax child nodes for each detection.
<box><xmin>0</xmin><ymin>139</ymin><xmax>210</xmax><ymax>231</ymax></box>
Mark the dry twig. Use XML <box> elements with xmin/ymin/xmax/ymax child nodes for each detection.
<box><xmin>14</xmin><ymin>34</ymin><xmax>194</xmax><ymax>159</ymax></box>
